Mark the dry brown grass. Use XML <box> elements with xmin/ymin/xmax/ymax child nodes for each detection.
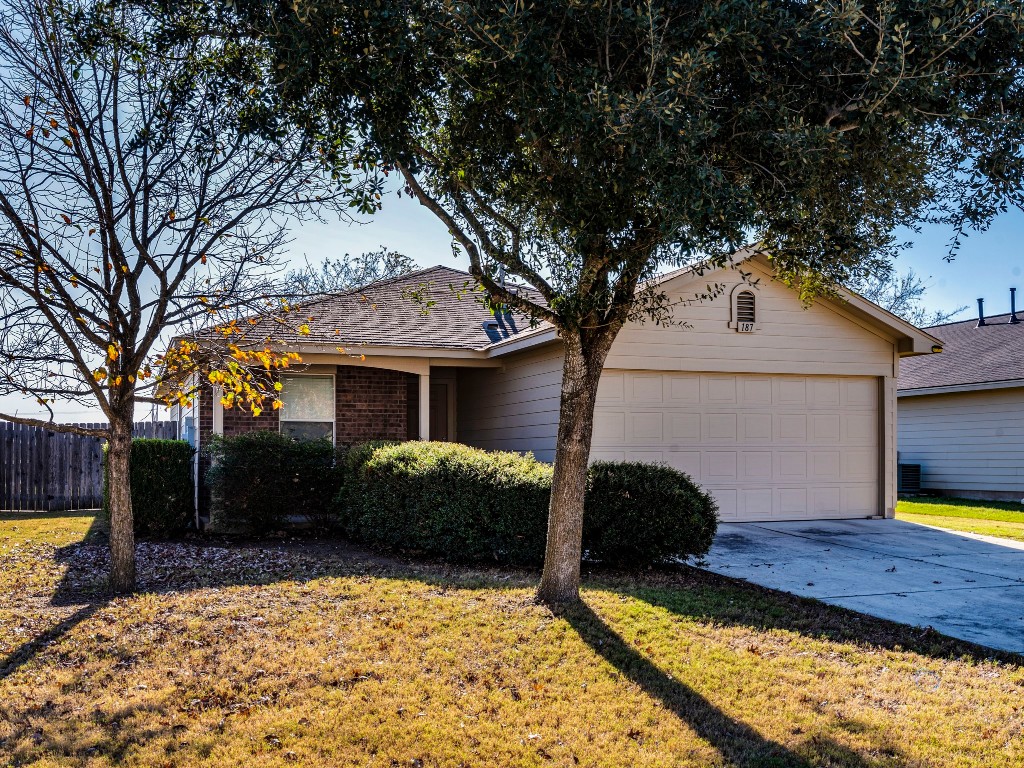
<box><xmin>2</xmin><ymin>511</ymin><xmax>1023</xmax><ymax>767</ymax></box>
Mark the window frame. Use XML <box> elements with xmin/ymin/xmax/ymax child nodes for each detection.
<box><xmin>278</xmin><ymin>372</ymin><xmax>337</xmax><ymax>444</ymax></box>
<box><xmin>728</xmin><ymin>284</ymin><xmax>761</xmax><ymax>332</ymax></box>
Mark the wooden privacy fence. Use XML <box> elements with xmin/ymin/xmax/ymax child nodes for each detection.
<box><xmin>0</xmin><ymin>420</ymin><xmax>178</xmax><ymax>512</ymax></box>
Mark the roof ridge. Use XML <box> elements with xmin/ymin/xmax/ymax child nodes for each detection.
<box><xmin>923</xmin><ymin>310</ymin><xmax>1013</xmax><ymax>331</ymax></box>
<box><xmin>294</xmin><ymin>264</ymin><xmax>474</xmax><ymax>313</ymax></box>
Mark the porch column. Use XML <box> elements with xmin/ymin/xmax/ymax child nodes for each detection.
<box><xmin>418</xmin><ymin>369</ymin><xmax>430</xmax><ymax>440</ymax></box>
<box><xmin>211</xmin><ymin>385</ymin><xmax>224</xmax><ymax>436</ymax></box>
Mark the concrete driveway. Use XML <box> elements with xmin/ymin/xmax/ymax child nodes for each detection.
<box><xmin>701</xmin><ymin>519</ymin><xmax>1024</xmax><ymax>654</ymax></box>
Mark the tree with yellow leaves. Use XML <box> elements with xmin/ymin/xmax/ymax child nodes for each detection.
<box><xmin>0</xmin><ymin>0</ymin><xmax>378</xmax><ymax>591</ymax></box>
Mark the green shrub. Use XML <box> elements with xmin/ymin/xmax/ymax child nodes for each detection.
<box><xmin>341</xmin><ymin>442</ymin><xmax>718</xmax><ymax>568</ymax></box>
<box><xmin>339</xmin><ymin>441</ymin><xmax>552</xmax><ymax>565</ymax></box>
<box><xmin>103</xmin><ymin>439</ymin><xmax>194</xmax><ymax>538</ymax></box>
<box><xmin>583</xmin><ymin>461</ymin><xmax>718</xmax><ymax>566</ymax></box>
<box><xmin>205</xmin><ymin>431</ymin><xmax>343</xmax><ymax>534</ymax></box>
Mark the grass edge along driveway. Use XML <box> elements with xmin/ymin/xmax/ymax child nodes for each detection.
<box><xmin>897</xmin><ymin>496</ymin><xmax>1024</xmax><ymax>543</ymax></box>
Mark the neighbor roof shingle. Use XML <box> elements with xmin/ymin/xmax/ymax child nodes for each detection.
<box><xmin>898</xmin><ymin>312</ymin><xmax>1024</xmax><ymax>391</ymax></box>
<box><xmin>253</xmin><ymin>265</ymin><xmax>541</xmax><ymax>351</ymax></box>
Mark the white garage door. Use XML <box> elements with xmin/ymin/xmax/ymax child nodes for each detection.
<box><xmin>591</xmin><ymin>372</ymin><xmax>879</xmax><ymax>522</ymax></box>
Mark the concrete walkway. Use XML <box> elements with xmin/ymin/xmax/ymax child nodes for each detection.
<box><xmin>701</xmin><ymin>519</ymin><xmax>1024</xmax><ymax>654</ymax></box>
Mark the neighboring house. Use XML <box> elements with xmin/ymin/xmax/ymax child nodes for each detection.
<box><xmin>175</xmin><ymin>256</ymin><xmax>937</xmax><ymax>522</ymax></box>
<box><xmin>898</xmin><ymin>296</ymin><xmax>1024</xmax><ymax>501</ymax></box>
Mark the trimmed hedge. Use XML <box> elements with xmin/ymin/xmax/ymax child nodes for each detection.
<box><xmin>339</xmin><ymin>441</ymin><xmax>718</xmax><ymax>567</ymax></box>
<box><xmin>103</xmin><ymin>439</ymin><xmax>194</xmax><ymax>538</ymax></box>
<box><xmin>583</xmin><ymin>461</ymin><xmax>718</xmax><ymax>567</ymax></box>
<box><xmin>339</xmin><ymin>441</ymin><xmax>553</xmax><ymax>565</ymax></box>
<box><xmin>205</xmin><ymin>431</ymin><xmax>344</xmax><ymax>534</ymax></box>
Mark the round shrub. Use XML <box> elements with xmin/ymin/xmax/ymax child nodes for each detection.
<box><xmin>206</xmin><ymin>431</ymin><xmax>343</xmax><ymax>534</ymax></box>
<box><xmin>339</xmin><ymin>441</ymin><xmax>552</xmax><ymax>565</ymax></box>
<box><xmin>103</xmin><ymin>439</ymin><xmax>194</xmax><ymax>538</ymax></box>
<box><xmin>583</xmin><ymin>461</ymin><xmax>718</xmax><ymax>566</ymax></box>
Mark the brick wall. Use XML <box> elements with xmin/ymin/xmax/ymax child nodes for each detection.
<box><xmin>335</xmin><ymin>366</ymin><xmax>412</xmax><ymax>444</ymax></box>
<box><xmin>197</xmin><ymin>366</ymin><xmax>413</xmax><ymax>448</ymax></box>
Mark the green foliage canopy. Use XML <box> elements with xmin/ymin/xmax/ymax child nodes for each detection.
<box><xmin>227</xmin><ymin>0</ymin><xmax>1024</xmax><ymax>321</ymax></box>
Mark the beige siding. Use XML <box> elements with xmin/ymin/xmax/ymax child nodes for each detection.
<box><xmin>457</xmin><ymin>344</ymin><xmax>564</xmax><ymax>461</ymax></box>
<box><xmin>898</xmin><ymin>387</ymin><xmax>1024</xmax><ymax>496</ymax></box>
<box><xmin>606</xmin><ymin>268</ymin><xmax>897</xmax><ymax>377</ymax></box>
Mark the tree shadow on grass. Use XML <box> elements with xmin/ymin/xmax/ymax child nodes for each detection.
<box><xmin>560</xmin><ymin>598</ymin><xmax>909</xmax><ymax>768</ymax></box>
<box><xmin>1</xmin><ymin>512</ymin><xmax>111</xmax><ymax>681</ymax></box>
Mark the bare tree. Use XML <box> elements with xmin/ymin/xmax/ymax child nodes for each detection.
<box><xmin>851</xmin><ymin>269</ymin><xmax>967</xmax><ymax>327</ymax></box>
<box><xmin>0</xmin><ymin>0</ymin><xmax>370</xmax><ymax>591</ymax></box>
<box><xmin>284</xmin><ymin>246</ymin><xmax>416</xmax><ymax>299</ymax></box>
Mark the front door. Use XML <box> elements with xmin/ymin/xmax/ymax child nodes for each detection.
<box><xmin>429</xmin><ymin>382</ymin><xmax>449</xmax><ymax>441</ymax></box>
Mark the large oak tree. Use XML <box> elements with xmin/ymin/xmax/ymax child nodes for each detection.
<box><xmin>223</xmin><ymin>0</ymin><xmax>1024</xmax><ymax>602</ymax></box>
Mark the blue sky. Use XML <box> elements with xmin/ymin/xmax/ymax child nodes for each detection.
<box><xmin>2</xmin><ymin>192</ymin><xmax>1022</xmax><ymax>422</ymax></box>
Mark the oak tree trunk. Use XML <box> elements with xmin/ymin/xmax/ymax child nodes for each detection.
<box><xmin>106</xmin><ymin>412</ymin><xmax>136</xmax><ymax>593</ymax></box>
<box><xmin>537</xmin><ymin>332</ymin><xmax>614</xmax><ymax>604</ymax></box>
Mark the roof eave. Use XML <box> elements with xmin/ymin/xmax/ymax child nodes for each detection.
<box><xmin>898</xmin><ymin>378</ymin><xmax>1024</xmax><ymax>397</ymax></box>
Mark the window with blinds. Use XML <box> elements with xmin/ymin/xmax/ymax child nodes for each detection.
<box><xmin>280</xmin><ymin>374</ymin><xmax>335</xmax><ymax>442</ymax></box>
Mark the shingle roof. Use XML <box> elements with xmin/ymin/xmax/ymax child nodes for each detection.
<box><xmin>898</xmin><ymin>312</ymin><xmax>1024</xmax><ymax>391</ymax></box>
<box><xmin>254</xmin><ymin>265</ymin><xmax>541</xmax><ymax>351</ymax></box>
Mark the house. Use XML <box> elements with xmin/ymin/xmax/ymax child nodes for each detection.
<box><xmin>175</xmin><ymin>256</ymin><xmax>938</xmax><ymax>522</ymax></box>
<box><xmin>898</xmin><ymin>294</ymin><xmax>1024</xmax><ymax>501</ymax></box>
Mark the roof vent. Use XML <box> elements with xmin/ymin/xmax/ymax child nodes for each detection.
<box><xmin>1011</xmin><ymin>288</ymin><xmax>1020</xmax><ymax>325</ymax></box>
<box><xmin>977</xmin><ymin>297</ymin><xmax>987</xmax><ymax>328</ymax></box>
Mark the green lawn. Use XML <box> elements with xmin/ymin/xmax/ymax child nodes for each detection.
<box><xmin>2</xmin><ymin>511</ymin><xmax>1023</xmax><ymax>767</ymax></box>
<box><xmin>896</xmin><ymin>496</ymin><xmax>1024</xmax><ymax>543</ymax></box>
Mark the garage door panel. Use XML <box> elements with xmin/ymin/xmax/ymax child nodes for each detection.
<box><xmin>666</xmin><ymin>450</ymin><xmax>702</xmax><ymax>480</ymax></box>
<box><xmin>630</xmin><ymin>412</ymin><xmax>664</xmax><ymax>441</ymax></box>
<box><xmin>704</xmin><ymin>376</ymin><xmax>738</xmax><ymax>404</ymax></box>
<box><xmin>810</xmin><ymin>378</ymin><xmax>841</xmax><ymax>407</ymax></box>
<box><xmin>596</xmin><ymin>372</ymin><xmax>624</xmax><ymax>403</ymax></box>
<box><xmin>740</xmin><ymin>451</ymin><xmax>773</xmax><ymax>481</ymax></box>
<box><xmin>776</xmin><ymin>378</ymin><xmax>807</xmax><ymax>405</ymax></box>
<box><xmin>631</xmin><ymin>374</ymin><xmax>664</xmax><ymax>403</ymax></box>
<box><xmin>739</xmin><ymin>488</ymin><xmax>772</xmax><ymax>518</ymax></box>
<box><xmin>844</xmin><ymin>415</ymin><xmax>875</xmax><ymax>443</ymax></box>
<box><xmin>715</xmin><ymin>489</ymin><xmax>739</xmax><ymax>520</ymax></box>
<box><xmin>811</xmin><ymin>451</ymin><xmax>841</xmax><ymax>480</ymax></box>
<box><xmin>842</xmin><ymin>449</ymin><xmax>876</xmax><ymax>482</ymax></box>
<box><xmin>668</xmin><ymin>413</ymin><xmax>700</xmax><ymax>441</ymax></box>
<box><xmin>740</xmin><ymin>413</ymin><xmax>773</xmax><ymax>441</ymax></box>
<box><xmin>741</xmin><ymin>377</ymin><xmax>773</xmax><ymax>405</ymax></box>
<box><xmin>703</xmin><ymin>451</ymin><xmax>738</xmax><ymax>481</ymax></box>
<box><xmin>704</xmin><ymin>413</ymin><xmax>738</xmax><ymax>441</ymax></box>
<box><xmin>776</xmin><ymin>413</ymin><xmax>808</xmax><ymax>441</ymax></box>
<box><xmin>811</xmin><ymin>487</ymin><xmax>842</xmax><ymax>516</ymax></box>
<box><xmin>777</xmin><ymin>488</ymin><xmax>809</xmax><ymax>517</ymax></box>
<box><xmin>811</xmin><ymin>413</ymin><xmax>841</xmax><ymax>442</ymax></box>
<box><xmin>843</xmin><ymin>485</ymin><xmax>877</xmax><ymax>516</ymax></box>
<box><xmin>592</xmin><ymin>371</ymin><xmax>879</xmax><ymax>522</ymax></box>
<box><xmin>843</xmin><ymin>378</ymin><xmax>876</xmax><ymax>406</ymax></box>
<box><xmin>629</xmin><ymin>450</ymin><xmax>665</xmax><ymax>464</ymax></box>
<box><xmin>667</xmin><ymin>375</ymin><xmax>700</xmax><ymax>403</ymax></box>
<box><xmin>594</xmin><ymin>411</ymin><xmax>625</xmax><ymax>442</ymax></box>
<box><xmin>776</xmin><ymin>451</ymin><xmax>808</xmax><ymax>480</ymax></box>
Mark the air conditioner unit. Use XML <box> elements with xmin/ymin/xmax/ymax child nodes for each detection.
<box><xmin>897</xmin><ymin>463</ymin><xmax>922</xmax><ymax>494</ymax></box>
